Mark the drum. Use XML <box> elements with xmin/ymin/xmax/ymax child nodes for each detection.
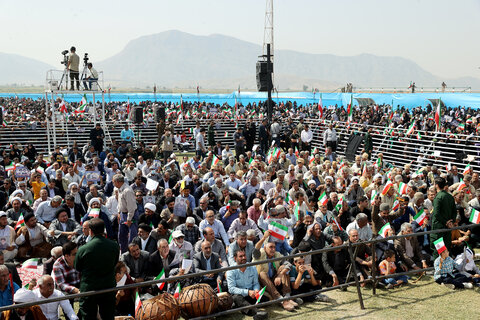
<box><xmin>136</xmin><ymin>293</ymin><xmax>180</xmax><ymax>320</ymax></box>
<box><xmin>115</xmin><ymin>317</ymin><xmax>134</xmax><ymax>320</ymax></box>
<box><xmin>178</xmin><ymin>283</ymin><xmax>218</xmax><ymax>319</ymax></box>
<box><xmin>216</xmin><ymin>292</ymin><xmax>233</xmax><ymax>312</ymax></box>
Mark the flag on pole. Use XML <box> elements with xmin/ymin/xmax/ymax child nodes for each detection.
<box><xmin>333</xmin><ymin>218</ymin><xmax>344</xmax><ymax>231</ymax></box>
<box><xmin>174</xmin><ymin>283</ymin><xmax>181</xmax><ymax>299</ymax></box>
<box><xmin>406</xmin><ymin>121</ymin><xmax>415</xmax><ymax>135</ymax></box>
<box><xmin>433</xmin><ymin>237</ymin><xmax>447</xmax><ymax>254</ymax></box>
<box><xmin>294</xmin><ymin>147</ymin><xmax>299</xmax><ymax>157</ymax></box>
<box><xmin>398</xmin><ymin>182</ymin><xmax>408</xmax><ymax>195</ymax></box>
<box><xmin>392</xmin><ymin>200</ymin><xmax>400</xmax><ymax>211</ymax></box>
<box><xmin>347</xmin><ymin>95</ymin><xmax>354</xmax><ymax>121</ymax></box>
<box><xmin>456</xmin><ymin>179</ymin><xmax>467</xmax><ymax>191</ymax></box>
<box><xmin>217</xmin><ymin>282</ymin><xmax>222</xmax><ymax>293</ymax></box>
<box><xmin>416</xmin><ymin>131</ymin><xmax>422</xmax><ymax>140</ymax></box>
<box><xmin>378</xmin><ymin>223</ymin><xmax>392</xmax><ymax>238</ymax></box>
<box><xmin>224</xmin><ymin>132</ymin><xmax>228</xmax><ymax>137</ymax></box>
<box><xmin>334</xmin><ymin>195</ymin><xmax>344</xmax><ymax>211</ymax></box>
<box><xmin>435</xmin><ymin>99</ymin><xmax>441</xmax><ymax>131</ymax></box>
<box><xmin>135</xmin><ymin>292</ymin><xmax>142</xmax><ymax>316</ymax></box>
<box><xmin>248</xmin><ymin>158</ymin><xmax>255</xmax><ymax>169</ymax></box>
<box><xmin>211</xmin><ymin>155</ymin><xmax>220</xmax><ymax>167</ymax></box>
<box><xmin>88</xmin><ymin>208</ymin><xmax>100</xmax><ymax>218</ymax></box>
<box><xmin>168</xmin><ymin>233</ymin><xmax>173</xmax><ymax>244</ymax></box>
<box><xmin>318</xmin><ymin>94</ymin><xmax>323</xmax><ymax>118</ymax></box>
<box><xmin>75</xmin><ymin>94</ymin><xmax>87</xmax><ymax>114</ymax></box>
<box><xmin>413</xmin><ymin>209</ymin><xmax>427</xmax><ymax>226</ymax></box>
<box><xmin>285</xmin><ymin>193</ymin><xmax>294</xmax><ymax>206</ymax></box>
<box><xmin>154</xmin><ymin>269</ymin><xmax>166</xmax><ymax>290</ymax></box>
<box><xmin>318</xmin><ymin>191</ymin><xmax>328</xmax><ymax>206</ymax></box>
<box><xmin>469</xmin><ymin>208</ymin><xmax>480</xmax><ymax>224</ymax></box>
<box><xmin>382</xmin><ymin>180</ymin><xmax>394</xmax><ymax>195</ymax></box>
<box><xmin>463</xmin><ymin>164</ymin><xmax>471</xmax><ymax>176</ymax></box>
<box><xmin>458</xmin><ymin>123</ymin><xmax>465</xmax><ymax>131</ymax></box>
<box><xmin>370</xmin><ymin>190</ymin><xmax>377</xmax><ymax>206</ymax></box>
<box><xmin>5</xmin><ymin>162</ymin><xmax>15</xmax><ymax>172</ymax></box>
<box><xmin>15</xmin><ymin>213</ymin><xmax>25</xmax><ymax>230</ymax></box>
<box><xmin>255</xmin><ymin>286</ymin><xmax>266</xmax><ymax>304</ymax></box>
<box><xmin>268</xmin><ymin>221</ymin><xmax>288</xmax><ymax>241</ymax></box>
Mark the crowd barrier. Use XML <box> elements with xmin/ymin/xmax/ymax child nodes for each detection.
<box><xmin>0</xmin><ymin>118</ymin><xmax>477</xmax><ymax>176</ymax></box>
<box><xmin>0</xmin><ymin>223</ymin><xmax>477</xmax><ymax>317</ymax></box>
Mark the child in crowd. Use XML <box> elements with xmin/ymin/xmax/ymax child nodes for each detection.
<box><xmin>433</xmin><ymin>240</ymin><xmax>473</xmax><ymax>289</ymax></box>
<box><xmin>379</xmin><ymin>249</ymin><xmax>408</xmax><ymax>289</ymax></box>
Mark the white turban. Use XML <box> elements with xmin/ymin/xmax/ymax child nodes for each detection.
<box><xmin>144</xmin><ymin>203</ymin><xmax>156</xmax><ymax>212</ymax></box>
<box><xmin>88</xmin><ymin>198</ymin><xmax>100</xmax><ymax>207</ymax></box>
<box><xmin>68</xmin><ymin>182</ymin><xmax>79</xmax><ymax>190</ymax></box>
<box><xmin>14</xmin><ymin>288</ymin><xmax>36</xmax><ymax>303</ymax></box>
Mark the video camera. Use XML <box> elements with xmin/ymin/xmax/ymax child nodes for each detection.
<box><xmin>60</xmin><ymin>50</ymin><xmax>69</xmax><ymax>65</ymax></box>
<box><xmin>83</xmin><ymin>53</ymin><xmax>89</xmax><ymax>65</ymax></box>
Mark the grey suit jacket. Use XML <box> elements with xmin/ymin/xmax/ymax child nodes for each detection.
<box><xmin>193</xmin><ymin>251</ymin><xmax>223</xmax><ymax>280</ymax></box>
<box><xmin>48</xmin><ymin>218</ymin><xmax>82</xmax><ymax>246</ymax></box>
<box><xmin>120</xmin><ymin>250</ymin><xmax>150</xmax><ymax>279</ymax></box>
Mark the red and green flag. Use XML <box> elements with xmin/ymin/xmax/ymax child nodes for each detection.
<box><xmin>135</xmin><ymin>292</ymin><xmax>142</xmax><ymax>316</ymax></box>
<box><xmin>211</xmin><ymin>155</ymin><xmax>220</xmax><ymax>167</ymax></box>
<box><xmin>268</xmin><ymin>221</ymin><xmax>288</xmax><ymax>241</ymax></box>
<box><xmin>413</xmin><ymin>209</ymin><xmax>427</xmax><ymax>226</ymax></box>
<box><xmin>378</xmin><ymin>223</ymin><xmax>392</xmax><ymax>238</ymax></box>
<box><xmin>398</xmin><ymin>182</ymin><xmax>408</xmax><ymax>195</ymax></box>
<box><xmin>154</xmin><ymin>269</ymin><xmax>166</xmax><ymax>290</ymax></box>
<box><xmin>255</xmin><ymin>286</ymin><xmax>266</xmax><ymax>304</ymax></box>
<box><xmin>463</xmin><ymin>164</ymin><xmax>471</xmax><ymax>176</ymax></box>
<box><xmin>434</xmin><ymin>99</ymin><xmax>441</xmax><ymax>131</ymax></box>
<box><xmin>433</xmin><ymin>237</ymin><xmax>447</xmax><ymax>254</ymax></box>
<box><xmin>318</xmin><ymin>191</ymin><xmax>328</xmax><ymax>206</ymax></box>
<box><xmin>174</xmin><ymin>283</ymin><xmax>181</xmax><ymax>299</ymax></box>
<box><xmin>469</xmin><ymin>208</ymin><xmax>480</xmax><ymax>224</ymax></box>
<box><xmin>15</xmin><ymin>213</ymin><xmax>25</xmax><ymax>230</ymax></box>
<box><xmin>406</xmin><ymin>121</ymin><xmax>415</xmax><ymax>135</ymax></box>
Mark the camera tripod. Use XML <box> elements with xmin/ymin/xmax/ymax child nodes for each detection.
<box><xmin>57</xmin><ymin>54</ymin><xmax>69</xmax><ymax>90</ymax></box>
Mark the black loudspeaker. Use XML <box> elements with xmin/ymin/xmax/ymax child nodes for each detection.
<box><xmin>256</xmin><ymin>61</ymin><xmax>273</xmax><ymax>92</ymax></box>
<box><xmin>155</xmin><ymin>107</ymin><xmax>165</xmax><ymax>122</ymax></box>
<box><xmin>344</xmin><ymin>133</ymin><xmax>365</xmax><ymax>162</ymax></box>
<box><xmin>132</xmin><ymin>107</ymin><xmax>143</xmax><ymax>124</ymax></box>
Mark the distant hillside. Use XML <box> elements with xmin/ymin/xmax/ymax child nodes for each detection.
<box><xmin>2</xmin><ymin>30</ymin><xmax>480</xmax><ymax>90</ymax></box>
<box><xmin>0</xmin><ymin>53</ymin><xmax>54</xmax><ymax>85</ymax></box>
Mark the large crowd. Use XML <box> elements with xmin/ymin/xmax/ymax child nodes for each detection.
<box><xmin>0</xmin><ymin>95</ymin><xmax>479</xmax><ymax>320</ymax></box>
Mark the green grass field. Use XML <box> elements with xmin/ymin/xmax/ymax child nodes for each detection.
<box><xmin>224</xmin><ymin>275</ymin><xmax>479</xmax><ymax>320</ymax></box>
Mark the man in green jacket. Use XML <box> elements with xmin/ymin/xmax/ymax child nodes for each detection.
<box><xmin>430</xmin><ymin>177</ymin><xmax>456</xmax><ymax>259</ymax></box>
<box><xmin>75</xmin><ymin>218</ymin><xmax>119</xmax><ymax>320</ymax></box>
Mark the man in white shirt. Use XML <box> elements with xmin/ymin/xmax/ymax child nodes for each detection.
<box><xmin>0</xmin><ymin>211</ymin><xmax>17</xmax><ymax>261</ymax></box>
<box><xmin>169</xmin><ymin>230</ymin><xmax>194</xmax><ymax>262</ymax></box>
<box><xmin>225</xmin><ymin>172</ymin><xmax>242</xmax><ymax>190</ymax></box>
<box><xmin>33</xmin><ymin>275</ymin><xmax>78</xmax><ymax>320</ymax></box>
<box><xmin>346</xmin><ymin>213</ymin><xmax>372</xmax><ymax>241</ymax></box>
<box><xmin>83</xmin><ymin>63</ymin><xmax>98</xmax><ymax>90</ymax></box>
<box><xmin>300</xmin><ymin>124</ymin><xmax>313</xmax><ymax>152</ymax></box>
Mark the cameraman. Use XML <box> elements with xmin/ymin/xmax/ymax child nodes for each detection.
<box><xmin>67</xmin><ymin>46</ymin><xmax>80</xmax><ymax>90</ymax></box>
<box><xmin>83</xmin><ymin>63</ymin><xmax>98</xmax><ymax>90</ymax></box>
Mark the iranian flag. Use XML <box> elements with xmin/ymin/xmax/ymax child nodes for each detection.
<box><xmin>458</xmin><ymin>123</ymin><xmax>465</xmax><ymax>131</ymax></box>
<box><xmin>378</xmin><ymin>223</ymin><xmax>392</xmax><ymax>238</ymax></box>
<box><xmin>21</xmin><ymin>258</ymin><xmax>39</xmax><ymax>270</ymax></box>
<box><xmin>2</xmin><ymin>120</ymin><xmax>7</xmax><ymax>128</ymax></box>
<box><xmin>333</xmin><ymin>218</ymin><xmax>344</xmax><ymax>231</ymax></box>
<box><xmin>285</xmin><ymin>193</ymin><xmax>294</xmax><ymax>206</ymax></box>
<box><xmin>370</xmin><ymin>190</ymin><xmax>377</xmax><ymax>206</ymax></box>
<box><xmin>463</xmin><ymin>164</ymin><xmax>471</xmax><ymax>176</ymax></box>
<box><xmin>211</xmin><ymin>155</ymin><xmax>220</xmax><ymax>167</ymax></box>
<box><xmin>382</xmin><ymin>180</ymin><xmax>394</xmax><ymax>195</ymax></box>
<box><xmin>318</xmin><ymin>94</ymin><xmax>323</xmax><ymax>118</ymax></box>
<box><xmin>413</xmin><ymin>209</ymin><xmax>427</xmax><ymax>226</ymax></box>
<box><xmin>406</xmin><ymin>121</ymin><xmax>415</xmax><ymax>135</ymax></box>
<box><xmin>434</xmin><ymin>99</ymin><xmax>441</xmax><ymax>131</ymax></box>
<box><xmin>135</xmin><ymin>292</ymin><xmax>142</xmax><ymax>316</ymax></box>
<box><xmin>273</xmin><ymin>147</ymin><xmax>281</xmax><ymax>160</ymax></box>
<box><xmin>392</xmin><ymin>200</ymin><xmax>400</xmax><ymax>211</ymax></box>
<box><xmin>168</xmin><ymin>233</ymin><xmax>173</xmax><ymax>244</ymax></box>
<box><xmin>416</xmin><ymin>131</ymin><xmax>422</xmax><ymax>140</ymax></box>
<box><xmin>15</xmin><ymin>213</ymin><xmax>25</xmax><ymax>230</ymax></box>
<box><xmin>294</xmin><ymin>147</ymin><xmax>299</xmax><ymax>157</ymax></box>
<box><xmin>59</xmin><ymin>99</ymin><xmax>67</xmax><ymax>113</ymax></box>
<box><xmin>5</xmin><ymin>162</ymin><xmax>15</xmax><ymax>172</ymax></box>
<box><xmin>88</xmin><ymin>208</ymin><xmax>100</xmax><ymax>218</ymax></box>
<box><xmin>456</xmin><ymin>180</ymin><xmax>466</xmax><ymax>191</ymax></box>
<box><xmin>433</xmin><ymin>237</ymin><xmax>447</xmax><ymax>254</ymax></box>
<box><xmin>318</xmin><ymin>191</ymin><xmax>328</xmax><ymax>206</ymax></box>
<box><xmin>217</xmin><ymin>282</ymin><xmax>222</xmax><ymax>293</ymax></box>
<box><xmin>174</xmin><ymin>283</ymin><xmax>181</xmax><ymax>299</ymax></box>
<box><xmin>75</xmin><ymin>94</ymin><xmax>87</xmax><ymax>114</ymax></box>
<box><xmin>268</xmin><ymin>221</ymin><xmax>288</xmax><ymax>241</ymax></box>
<box><xmin>347</xmin><ymin>95</ymin><xmax>354</xmax><ymax>121</ymax></box>
<box><xmin>398</xmin><ymin>182</ymin><xmax>408</xmax><ymax>195</ymax></box>
<box><xmin>293</xmin><ymin>203</ymin><xmax>300</xmax><ymax>220</ymax></box>
<box><xmin>469</xmin><ymin>208</ymin><xmax>480</xmax><ymax>224</ymax></box>
<box><xmin>312</xmin><ymin>147</ymin><xmax>318</xmax><ymax>155</ymax></box>
<box><xmin>248</xmin><ymin>158</ymin><xmax>255</xmax><ymax>169</ymax></box>
<box><xmin>224</xmin><ymin>132</ymin><xmax>228</xmax><ymax>137</ymax></box>
<box><xmin>154</xmin><ymin>269</ymin><xmax>166</xmax><ymax>290</ymax></box>
<box><xmin>334</xmin><ymin>195</ymin><xmax>343</xmax><ymax>211</ymax></box>
<box><xmin>255</xmin><ymin>286</ymin><xmax>266</xmax><ymax>305</ymax></box>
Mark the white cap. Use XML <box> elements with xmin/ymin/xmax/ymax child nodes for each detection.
<box><xmin>172</xmin><ymin>230</ymin><xmax>185</xmax><ymax>239</ymax></box>
<box><xmin>14</xmin><ymin>288</ymin><xmax>36</xmax><ymax>303</ymax></box>
<box><xmin>145</xmin><ymin>203</ymin><xmax>156</xmax><ymax>212</ymax></box>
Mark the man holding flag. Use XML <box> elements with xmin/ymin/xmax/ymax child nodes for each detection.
<box><xmin>226</xmin><ymin>250</ymin><xmax>263</xmax><ymax>317</ymax></box>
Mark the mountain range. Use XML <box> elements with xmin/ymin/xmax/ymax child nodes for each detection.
<box><xmin>1</xmin><ymin>30</ymin><xmax>479</xmax><ymax>91</ymax></box>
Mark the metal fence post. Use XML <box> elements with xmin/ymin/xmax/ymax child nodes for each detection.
<box><xmin>347</xmin><ymin>242</ymin><xmax>365</xmax><ymax>310</ymax></box>
<box><xmin>371</xmin><ymin>242</ymin><xmax>377</xmax><ymax>295</ymax></box>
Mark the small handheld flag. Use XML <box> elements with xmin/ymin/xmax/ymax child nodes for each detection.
<box><xmin>255</xmin><ymin>286</ymin><xmax>266</xmax><ymax>304</ymax></box>
<box><xmin>15</xmin><ymin>213</ymin><xmax>25</xmax><ymax>230</ymax></box>
<box><xmin>378</xmin><ymin>223</ymin><xmax>392</xmax><ymax>238</ymax></box>
<box><xmin>469</xmin><ymin>208</ymin><xmax>480</xmax><ymax>224</ymax></box>
<box><xmin>433</xmin><ymin>237</ymin><xmax>447</xmax><ymax>254</ymax></box>
<box><xmin>174</xmin><ymin>283</ymin><xmax>181</xmax><ymax>299</ymax></box>
<box><xmin>268</xmin><ymin>221</ymin><xmax>288</xmax><ymax>241</ymax></box>
<box><xmin>413</xmin><ymin>209</ymin><xmax>427</xmax><ymax>226</ymax></box>
<box><xmin>154</xmin><ymin>269</ymin><xmax>166</xmax><ymax>290</ymax></box>
<box><xmin>134</xmin><ymin>292</ymin><xmax>142</xmax><ymax>316</ymax></box>
<box><xmin>318</xmin><ymin>191</ymin><xmax>328</xmax><ymax>206</ymax></box>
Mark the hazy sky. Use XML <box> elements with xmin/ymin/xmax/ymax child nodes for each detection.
<box><xmin>1</xmin><ymin>0</ymin><xmax>479</xmax><ymax>80</ymax></box>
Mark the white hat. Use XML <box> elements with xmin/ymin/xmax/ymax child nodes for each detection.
<box><xmin>88</xmin><ymin>198</ymin><xmax>100</xmax><ymax>207</ymax></box>
<box><xmin>14</xmin><ymin>288</ymin><xmax>36</xmax><ymax>303</ymax></box>
<box><xmin>11</xmin><ymin>197</ymin><xmax>22</xmax><ymax>204</ymax></box>
<box><xmin>11</xmin><ymin>190</ymin><xmax>24</xmax><ymax>198</ymax></box>
<box><xmin>351</xmin><ymin>176</ymin><xmax>360</xmax><ymax>182</ymax></box>
<box><xmin>144</xmin><ymin>203</ymin><xmax>156</xmax><ymax>212</ymax></box>
<box><xmin>68</xmin><ymin>182</ymin><xmax>79</xmax><ymax>189</ymax></box>
<box><xmin>308</xmin><ymin>180</ymin><xmax>316</xmax><ymax>186</ymax></box>
<box><xmin>0</xmin><ymin>211</ymin><xmax>6</xmax><ymax>218</ymax></box>
<box><xmin>172</xmin><ymin>230</ymin><xmax>185</xmax><ymax>239</ymax></box>
<box><xmin>325</xmin><ymin>176</ymin><xmax>334</xmax><ymax>182</ymax></box>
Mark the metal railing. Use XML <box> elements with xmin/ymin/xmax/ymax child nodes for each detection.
<box><xmin>1</xmin><ymin>223</ymin><xmax>478</xmax><ymax>317</ymax></box>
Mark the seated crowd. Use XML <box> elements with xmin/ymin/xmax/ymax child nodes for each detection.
<box><xmin>0</xmin><ymin>113</ymin><xmax>479</xmax><ymax>319</ymax></box>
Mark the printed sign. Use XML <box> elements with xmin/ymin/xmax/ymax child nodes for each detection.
<box><xmin>15</xmin><ymin>166</ymin><xmax>31</xmax><ymax>178</ymax></box>
<box><xmin>85</xmin><ymin>171</ymin><xmax>101</xmax><ymax>182</ymax></box>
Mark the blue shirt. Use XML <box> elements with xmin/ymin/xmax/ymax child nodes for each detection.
<box><xmin>226</xmin><ymin>266</ymin><xmax>260</xmax><ymax>296</ymax></box>
<box><xmin>228</xmin><ymin>240</ymin><xmax>254</xmax><ymax>266</ymax></box>
<box><xmin>285</xmin><ymin>153</ymin><xmax>297</xmax><ymax>166</ymax></box>
<box><xmin>0</xmin><ymin>281</ymin><xmax>19</xmax><ymax>307</ymax></box>
<box><xmin>219</xmin><ymin>206</ymin><xmax>240</xmax><ymax>231</ymax></box>
<box><xmin>120</xmin><ymin>129</ymin><xmax>134</xmax><ymax>142</ymax></box>
<box><xmin>199</xmin><ymin>219</ymin><xmax>230</xmax><ymax>246</ymax></box>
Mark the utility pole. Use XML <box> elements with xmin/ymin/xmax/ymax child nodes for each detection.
<box><xmin>263</xmin><ymin>0</ymin><xmax>274</xmax><ymax>87</ymax></box>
